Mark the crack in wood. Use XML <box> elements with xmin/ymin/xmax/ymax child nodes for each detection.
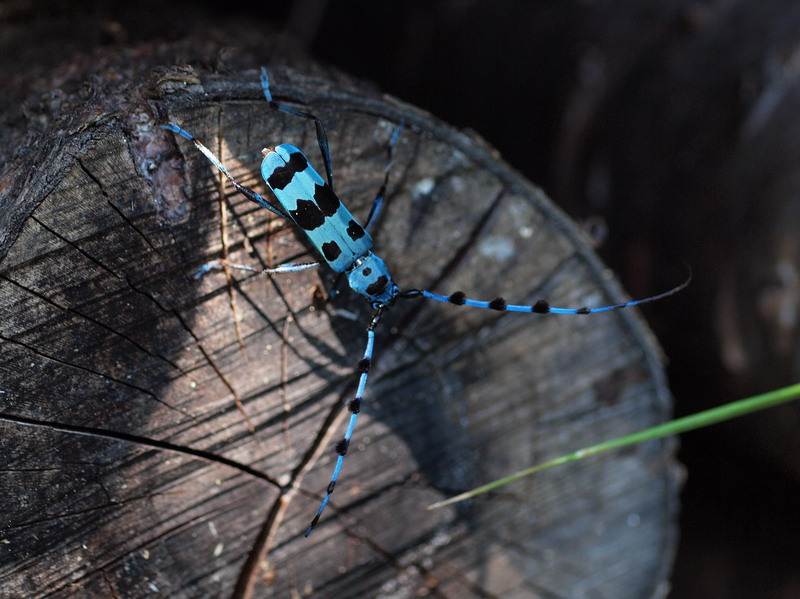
<box><xmin>0</xmin><ymin>328</ymin><xmax>190</xmax><ymax>419</ymax></box>
<box><xmin>0</xmin><ymin>414</ymin><xmax>280</xmax><ymax>484</ymax></box>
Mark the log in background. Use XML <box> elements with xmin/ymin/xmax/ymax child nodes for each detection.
<box><xmin>0</xmin><ymin>14</ymin><xmax>682</xmax><ymax>599</ymax></box>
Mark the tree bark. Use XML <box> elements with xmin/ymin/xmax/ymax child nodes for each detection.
<box><xmin>0</xmin><ymin>39</ymin><xmax>680</xmax><ymax>598</ymax></box>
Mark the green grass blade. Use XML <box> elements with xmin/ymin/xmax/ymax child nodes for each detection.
<box><xmin>428</xmin><ymin>382</ymin><xmax>800</xmax><ymax>510</ymax></box>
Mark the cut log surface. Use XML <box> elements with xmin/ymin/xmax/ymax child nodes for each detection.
<box><xmin>0</xmin><ymin>58</ymin><xmax>679</xmax><ymax>598</ymax></box>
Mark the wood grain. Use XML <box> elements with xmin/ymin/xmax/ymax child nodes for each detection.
<box><xmin>0</xmin><ymin>56</ymin><xmax>679</xmax><ymax>598</ymax></box>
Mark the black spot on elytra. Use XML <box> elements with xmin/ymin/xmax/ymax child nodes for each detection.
<box><xmin>326</xmin><ymin>481</ymin><xmax>336</xmax><ymax>494</ymax></box>
<box><xmin>322</xmin><ymin>241</ymin><xmax>342</xmax><ymax>262</ymax></box>
<box><xmin>314</xmin><ymin>183</ymin><xmax>340</xmax><ymax>216</ymax></box>
<box><xmin>366</xmin><ymin>275</ymin><xmax>388</xmax><ymax>297</ymax></box>
<box><xmin>577</xmin><ymin>307</ymin><xmax>591</xmax><ymax>314</ymax></box>
<box><xmin>349</xmin><ymin>398</ymin><xmax>361</xmax><ymax>413</ymax></box>
<box><xmin>267</xmin><ymin>151</ymin><xmax>307</xmax><ymax>190</ymax></box>
<box><xmin>346</xmin><ymin>219</ymin><xmax>366</xmax><ymax>241</ymax></box>
<box><xmin>290</xmin><ymin>199</ymin><xmax>325</xmax><ymax>230</ymax></box>
<box><xmin>357</xmin><ymin>358</ymin><xmax>371</xmax><ymax>373</ymax></box>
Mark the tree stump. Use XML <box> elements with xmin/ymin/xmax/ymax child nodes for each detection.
<box><xmin>0</xmin><ymin>50</ymin><xmax>680</xmax><ymax>598</ymax></box>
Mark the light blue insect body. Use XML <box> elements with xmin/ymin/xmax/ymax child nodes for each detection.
<box><xmin>261</xmin><ymin>144</ymin><xmax>398</xmax><ymax>306</ymax></box>
<box><xmin>162</xmin><ymin>67</ymin><xmax>688</xmax><ymax>539</ymax></box>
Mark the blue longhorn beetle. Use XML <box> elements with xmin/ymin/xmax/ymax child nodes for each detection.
<box><xmin>162</xmin><ymin>68</ymin><xmax>688</xmax><ymax>537</ymax></box>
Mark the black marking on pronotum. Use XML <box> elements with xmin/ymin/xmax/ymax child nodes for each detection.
<box><xmin>290</xmin><ymin>199</ymin><xmax>326</xmax><ymax>230</ymax></box>
<box><xmin>267</xmin><ymin>151</ymin><xmax>307</xmax><ymax>189</ymax></box>
<box><xmin>346</xmin><ymin>219</ymin><xmax>366</xmax><ymax>241</ymax></box>
<box><xmin>322</xmin><ymin>241</ymin><xmax>342</xmax><ymax>262</ymax></box>
<box><xmin>314</xmin><ymin>183</ymin><xmax>340</xmax><ymax>216</ymax></box>
<box><xmin>366</xmin><ymin>276</ymin><xmax>389</xmax><ymax>297</ymax></box>
<box><xmin>448</xmin><ymin>291</ymin><xmax>467</xmax><ymax>305</ymax></box>
<box><xmin>362</xmin><ymin>267</ymin><xmax>372</xmax><ymax>276</ymax></box>
<box><xmin>488</xmin><ymin>297</ymin><xmax>507</xmax><ymax>311</ymax></box>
